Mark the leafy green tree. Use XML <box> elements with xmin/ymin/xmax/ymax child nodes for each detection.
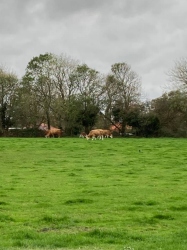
<box><xmin>151</xmin><ymin>90</ymin><xmax>187</xmax><ymax>136</ymax></box>
<box><xmin>23</xmin><ymin>53</ymin><xmax>59</xmax><ymax>129</ymax></box>
<box><xmin>0</xmin><ymin>67</ymin><xmax>18</xmax><ymax>131</ymax></box>
<box><xmin>125</xmin><ymin>107</ymin><xmax>160</xmax><ymax>137</ymax></box>
<box><xmin>11</xmin><ymin>82</ymin><xmax>42</xmax><ymax>129</ymax></box>
<box><xmin>23</xmin><ymin>53</ymin><xmax>79</xmax><ymax>131</ymax></box>
<box><xmin>139</xmin><ymin>114</ymin><xmax>160</xmax><ymax>137</ymax></box>
<box><xmin>60</xmin><ymin>97</ymin><xmax>82</xmax><ymax>135</ymax></box>
<box><xmin>102</xmin><ymin>75</ymin><xmax>118</xmax><ymax>127</ymax></box>
<box><xmin>70</xmin><ymin>64</ymin><xmax>103</xmax><ymax>132</ymax></box>
<box><xmin>76</xmin><ymin>99</ymin><xmax>100</xmax><ymax>133</ymax></box>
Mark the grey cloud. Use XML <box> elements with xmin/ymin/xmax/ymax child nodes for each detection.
<box><xmin>0</xmin><ymin>0</ymin><xmax>45</xmax><ymax>35</ymax></box>
<box><xmin>42</xmin><ymin>0</ymin><xmax>109</xmax><ymax>20</ymax></box>
<box><xmin>0</xmin><ymin>0</ymin><xmax>187</xmax><ymax>99</ymax></box>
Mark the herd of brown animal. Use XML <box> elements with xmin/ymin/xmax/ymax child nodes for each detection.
<box><xmin>80</xmin><ymin>129</ymin><xmax>113</xmax><ymax>140</ymax></box>
<box><xmin>42</xmin><ymin>122</ymin><xmax>131</xmax><ymax>139</ymax></box>
<box><xmin>44</xmin><ymin>128</ymin><xmax>113</xmax><ymax>139</ymax></box>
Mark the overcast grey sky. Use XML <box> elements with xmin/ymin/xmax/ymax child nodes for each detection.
<box><xmin>1</xmin><ymin>0</ymin><xmax>187</xmax><ymax>100</ymax></box>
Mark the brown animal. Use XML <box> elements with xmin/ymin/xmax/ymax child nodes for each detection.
<box><xmin>79</xmin><ymin>132</ymin><xmax>87</xmax><ymax>138</ymax></box>
<box><xmin>109</xmin><ymin>123</ymin><xmax>132</xmax><ymax>134</ymax></box>
<box><xmin>102</xmin><ymin>129</ymin><xmax>113</xmax><ymax>138</ymax></box>
<box><xmin>109</xmin><ymin>122</ymin><xmax>122</xmax><ymax>133</ymax></box>
<box><xmin>45</xmin><ymin>128</ymin><xmax>62</xmax><ymax>138</ymax></box>
<box><xmin>86</xmin><ymin>129</ymin><xmax>104</xmax><ymax>140</ymax></box>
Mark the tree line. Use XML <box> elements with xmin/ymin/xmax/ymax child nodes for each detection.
<box><xmin>1</xmin><ymin>53</ymin><xmax>187</xmax><ymax>137</ymax></box>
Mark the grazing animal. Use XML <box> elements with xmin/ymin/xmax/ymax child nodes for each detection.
<box><xmin>102</xmin><ymin>129</ymin><xmax>113</xmax><ymax>138</ymax></box>
<box><xmin>109</xmin><ymin>123</ymin><xmax>132</xmax><ymax>134</ymax></box>
<box><xmin>86</xmin><ymin>129</ymin><xmax>104</xmax><ymax>140</ymax></box>
<box><xmin>45</xmin><ymin>128</ymin><xmax>62</xmax><ymax>138</ymax></box>
<box><xmin>109</xmin><ymin>122</ymin><xmax>122</xmax><ymax>133</ymax></box>
<box><xmin>79</xmin><ymin>132</ymin><xmax>87</xmax><ymax>138</ymax></box>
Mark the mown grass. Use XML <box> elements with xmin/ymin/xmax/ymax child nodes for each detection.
<box><xmin>0</xmin><ymin>137</ymin><xmax>187</xmax><ymax>250</ymax></box>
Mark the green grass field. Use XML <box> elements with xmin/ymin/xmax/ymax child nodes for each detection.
<box><xmin>0</xmin><ymin>137</ymin><xmax>187</xmax><ymax>250</ymax></box>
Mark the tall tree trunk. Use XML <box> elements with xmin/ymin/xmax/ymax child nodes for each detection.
<box><xmin>46</xmin><ymin>111</ymin><xmax>51</xmax><ymax>130</ymax></box>
<box><xmin>1</xmin><ymin>102</ymin><xmax>7</xmax><ymax>130</ymax></box>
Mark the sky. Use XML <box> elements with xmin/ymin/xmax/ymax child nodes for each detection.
<box><xmin>0</xmin><ymin>0</ymin><xmax>187</xmax><ymax>100</ymax></box>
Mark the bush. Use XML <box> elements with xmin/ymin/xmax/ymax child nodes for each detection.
<box><xmin>3</xmin><ymin>128</ymin><xmax>45</xmax><ymax>138</ymax></box>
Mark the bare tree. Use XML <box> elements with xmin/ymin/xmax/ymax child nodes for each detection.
<box><xmin>103</xmin><ymin>62</ymin><xmax>141</xmax><ymax>132</ymax></box>
<box><xmin>48</xmin><ymin>54</ymin><xmax>79</xmax><ymax>129</ymax></box>
<box><xmin>50</xmin><ymin>53</ymin><xmax>78</xmax><ymax>100</ymax></box>
<box><xmin>168</xmin><ymin>58</ymin><xmax>187</xmax><ymax>90</ymax></box>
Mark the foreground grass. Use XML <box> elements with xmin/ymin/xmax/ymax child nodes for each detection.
<box><xmin>0</xmin><ymin>137</ymin><xmax>187</xmax><ymax>250</ymax></box>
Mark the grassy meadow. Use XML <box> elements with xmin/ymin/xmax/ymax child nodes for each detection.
<box><xmin>0</xmin><ymin>137</ymin><xmax>187</xmax><ymax>250</ymax></box>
